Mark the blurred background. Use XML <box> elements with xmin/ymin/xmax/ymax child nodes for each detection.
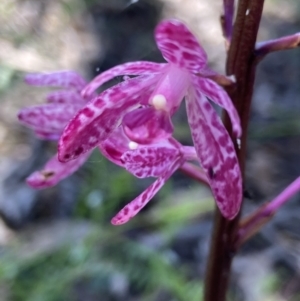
<box><xmin>0</xmin><ymin>0</ymin><xmax>300</xmax><ymax>300</ymax></box>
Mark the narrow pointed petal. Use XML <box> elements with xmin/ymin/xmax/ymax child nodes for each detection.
<box><xmin>122</xmin><ymin>107</ymin><xmax>173</xmax><ymax>144</ymax></box>
<box><xmin>46</xmin><ymin>90</ymin><xmax>85</xmax><ymax>104</ymax></box>
<box><xmin>26</xmin><ymin>151</ymin><xmax>91</xmax><ymax>189</ymax></box>
<box><xmin>186</xmin><ymin>87</ymin><xmax>242</xmax><ymax>219</ymax></box>
<box><xmin>25</xmin><ymin>71</ymin><xmax>86</xmax><ymax>91</ymax></box>
<box><xmin>121</xmin><ymin>143</ymin><xmax>180</xmax><ymax>178</ymax></box>
<box><xmin>18</xmin><ymin>103</ymin><xmax>82</xmax><ymax>133</ymax></box>
<box><xmin>111</xmin><ymin>159</ymin><xmax>181</xmax><ymax>225</ymax></box>
<box><xmin>58</xmin><ymin>74</ymin><xmax>160</xmax><ymax>162</ymax></box>
<box><xmin>193</xmin><ymin>75</ymin><xmax>241</xmax><ymax>137</ymax></box>
<box><xmin>82</xmin><ymin>61</ymin><xmax>167</xmax><ymax>98</ymax></box>
<box><xmin>155</xmin><ymin>19</ymin><xmax>207</xmax><ymax>72</ymax></box>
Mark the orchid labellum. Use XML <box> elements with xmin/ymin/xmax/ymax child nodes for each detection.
<box><xmin>99</xmin><ymin>127</ymin><xmax>198</xmax><ymax>225</ymax></box>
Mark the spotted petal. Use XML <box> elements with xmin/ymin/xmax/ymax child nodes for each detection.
<box><xmin>26</xmin><ymin>151</ymin><xmax>91</xmax><ymax>189</ymax></box>
<box><xmin>98</xmin><ymin>127</ymin><xmax>131</xmax><ymax>167</ymax></box>
<box><xmin>155</xmin><ymin>19</ymin><xmax>207</xmax><ymax>72</ymax></box>
<box><xmin>58</xmin><ymin>74</ymin><xmax>160</xmax><ymax>162</ymax></box>
<box><xmin>122</xmin><ymin>107</ymin><xmax>174</xmax><ymax>144</ymax></box>
<box><xmin>121</xmin><ymin>141</ymin><xmax>180</xmax><ymax>178</ymax></box>
<box><xmin>46</xmin><ymin>90</ymin><xmax>85</xmax><ymax>104</ymax></box>
<box><xmin>111</xmin><ymin>158</ymin><xmax>182</xmax><ymax>225</ymax></box>
<box><xmin>186</xmin><ymin>86</ymin><xmax>242</xmax><ymax>219</ymax></box>
<box><xmin>82</xmin><ymin>61</ymin><xmax>167</xmax><ymax>99</ymax></box>
<box><xmin>192</xmin><ymin>75</ymin><xmax>241</xmax><ymax>137</ymax></box>
<box><xmin>25</xmin><ymin>71</ymin><xmax>86</xmax><ymax>92</ymax></box>
<box><xmin>18</xmin><ymin>103</ymin><xmax>82</xmax><ymax>133</ymax></box>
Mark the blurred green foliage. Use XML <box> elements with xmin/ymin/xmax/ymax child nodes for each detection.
<box><xmin>0</xmin><ymin>150</ymin><xmax>212</xmax><ymax>301</ymax></box>
<box><xmin>0</xmin><ymin>229</ymin><xmax>202</xmax><ymax>301</ymax></box>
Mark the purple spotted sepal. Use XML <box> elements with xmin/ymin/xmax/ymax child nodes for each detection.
<box><xmin>18</xmin><ymin>71</ymin><xmax>94</xmax><ymax>188</ymax></box>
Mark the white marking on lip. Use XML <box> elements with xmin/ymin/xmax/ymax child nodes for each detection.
<box><xmin>128</xmin><ymin>141</ymin><xmax>139</xmax><ymax>150</ymax></box>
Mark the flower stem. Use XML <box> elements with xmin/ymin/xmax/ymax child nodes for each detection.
<box><xmin>255</xmin><ymin>33</ymin><xmax>300</xmax><ymax>61</ymax></box>
<box><xmin>236</xmin><ymin>176</ymin><xmax>300</xmax><ymax>248</ymax></box>
<box><xmin>203</xmin><ymin>1</ymin><xmax>265</xmax><ymax>300</ymax></box>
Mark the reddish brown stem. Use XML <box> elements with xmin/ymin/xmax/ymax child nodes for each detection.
<box><xmin>203</xmin><ymin>1</ymin><xmax>265</xmax><ymax>301</ymax></box>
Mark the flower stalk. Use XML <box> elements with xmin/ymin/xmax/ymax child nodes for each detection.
<box><xmin>204</xmin><ymin>1</ymin><xmax>265</xmax><ymax>300</ymax></box>
<box><xmin>255</xmin><ymin>33</ymin><xmax>300</xmax><ymax>61</ymax></box>
<box><xmin>236</xmin><ymin>176</ymin><xmax>300</xmax><ymax>248</ymax></box>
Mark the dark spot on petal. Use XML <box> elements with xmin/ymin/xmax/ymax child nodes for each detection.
<box><xmin>62</xmin><ymin>134</ymin><xmax>70</xmax><ymax>142</ymax></box>
<box><xmin>141</xmin><ymin>193</ymin><xmax>147</xmax><ymax>204</ymax></box>
<box><xmin>204</xmin><ymin>102</ymin><xmax>211</xmax><ymax>111</ymax></box>
<box><xmin>208</xmin><ymin>167</ymin><xmax>215</xmax><ymax>179</ymax></box>
<box><xmin>95</xmin><ymin>98</ymin><xmax>103</xmax><ymax>107</ymax></box>
<box><xmin>81</xmin><ymin>107</ymin><xmax>94</xmax><ymax>118</ymax></box>
<box><xmin>41</xmin><ymin>171</ymin><xmax>55</xmax><ymax>179</ymax></box>
<box><xmin>163</xmin><ymin>27</ymin><xmax>173</xmax><ymax>35</ymax></box>
<box><xmin>64</xmin><ymin>154</ymin><xmax>71</xmax><ymax>160</ymax></box>
<box><xmin>219</xmin><ymin>135</ymin><xmax>227</xmax><ymax>147</ymax></box>
<box><xmin>74</xmin><ymin>146</ymin><xmax>83</xmax><ymax>156</ymax></box>
<box><xmin>163</xmin><ymin>42</ymin><xmax>179</xmax><ymax>51</ymax></box>
<box><xmin>182</xmin><ymin>51</ymin><xmax>199</xmax><ymax>61</ymax></box>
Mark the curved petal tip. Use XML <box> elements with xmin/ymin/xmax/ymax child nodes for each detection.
<box><xmin>155</xmin><ymin>19</ymin><xmax>207</xmax><ymax>72</ymax></box>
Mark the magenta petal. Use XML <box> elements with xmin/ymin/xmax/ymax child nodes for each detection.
<box><xmin>58</xmin><ymin>74</ymin><xmax>160</xmax><ymax>162</ymax></box>
<box><xmin>82</xmin><ymin>61</ymin><xmax>167</xmax><ymax>99</ymax></box>
<box><xmin>25</xmin><ymin>71</ymin><xmax>86</xmax><ymax>91</ymax></box>
<box><xmin>18</xmin><ymin>103</ymin><xmax>82</xmax><ymax>133</ymax></box>
<box><xmin>155</xmin><ymin>19</ymin><xmax>207</xmax><ymax>72</ymax></box>
<box><xmin>111</xmin><ymin>159</ymin><xmax>182</xmax><ymax>225</ymax></box>
<box><xmin>192</xmin><ymin>75</ymin><xmax>241</xmax><ymax>137</ymax></box>
<box><xmin>26</xmin><ymin>151</ymin><xmax>91</xmax><ymax>189</ymax></box>
<box><xmin>186</xmin><ymin>87</ymin><xmax>242</xmax><ymax>219</ymax></box>
<box><xmin>121</xmin><ymin>142</ymin><xmax>180</xmax><ymax>178</ymax></box>
<box><xmin>98</xmin><ymin>127</ymin><xmax>130</xmax><ymax>167</ymax></box>
<box><xmin>46</xmin><ymin>90</ymin><xmax>85</xmax><ymax>104</ymax></box>
<box><xmin>123</xmin><ymin>107</ymin><xmax>173</xmax><ymax>144</ymax></box>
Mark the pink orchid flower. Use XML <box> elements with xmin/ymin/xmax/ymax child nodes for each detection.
<box><xmin>18</xmin><ymin>70</ymin><xmax>199</xmax><ymax>211</ymax></box>
<box><xmin>99</xmin><ymin>127</ymin><xmax>198</xmax><ymax>225</ymax></box>
<box><xmin>58</xmin><ymin>19</ymin><xmax>242</xmax><ymax>219</ymax></box>
<box><xmin>18</xmin><ymin>71</ymin><xmax>93</xmax><ymax>188</ymax></box>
